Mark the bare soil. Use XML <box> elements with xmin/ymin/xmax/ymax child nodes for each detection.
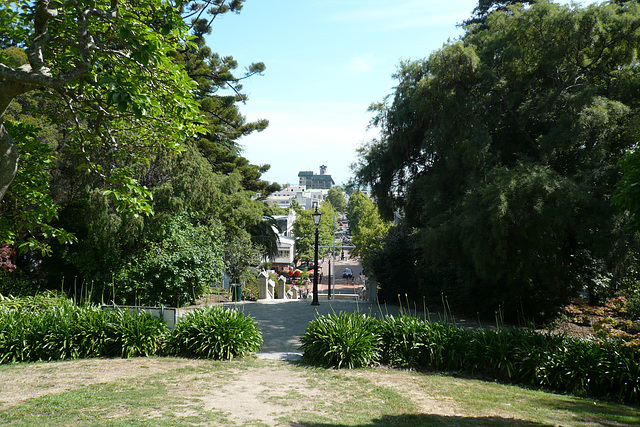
<box><xmin>0</xmin><ymin>358</ymin><xmax>453</xmax><ymax>425</ymax></box>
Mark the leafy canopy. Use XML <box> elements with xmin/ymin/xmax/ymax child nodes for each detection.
<box><xmin>0</xmin><ymin>0</ymin><xmax>204</xmax><ymax>210</ymax></box>
<box><xmin>293</xmin><ymin>202</ymin><xmax>336</xmax><ymax>262</ymax></box>
<box><xmin>346</xmin><ymin>190</ymin><xmax>389</xmax><ymax>263</ymax></box>
<box><xmin>354</xmin><ymin>0</ymin><xmax>640</xmax><ymax>319</ymax></box>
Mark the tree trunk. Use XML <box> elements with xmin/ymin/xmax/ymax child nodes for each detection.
<box><xmin>0</xmin><ymin>77</ymin><xmax>35</xmax><ymax>203</ymax></box>
<box><xmin>0</xmin><ymin>123</ymin><xmax>18</xmax><ymax>202</ymax></box>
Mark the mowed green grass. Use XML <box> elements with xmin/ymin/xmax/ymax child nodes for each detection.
<box><xmin>0</xmin><ymin>357</ymin><xmax>638</xmax><ymax>426</ymax></box>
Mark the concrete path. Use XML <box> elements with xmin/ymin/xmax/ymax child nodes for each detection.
<box><xmin>221</xmin><ymin>299</ymin><xmax>406</xmax><ymax>360</ymax></box>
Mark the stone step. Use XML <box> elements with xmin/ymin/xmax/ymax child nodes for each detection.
<box><xmin>318</xmin><ymin>293</ymin><xmax>360</xmax><ymax>301</ymax></box>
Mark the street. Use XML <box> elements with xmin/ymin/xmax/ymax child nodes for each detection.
<box><xmin>316</xmin><ymin>249</ymin><xmax>365</xmax><ymax>296</ymax></box>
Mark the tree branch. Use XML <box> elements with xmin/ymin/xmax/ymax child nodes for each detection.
<box><xmin>0</xmin><ymin>123</ymin><xmax>19</xmax><ymax>202</ymax></box>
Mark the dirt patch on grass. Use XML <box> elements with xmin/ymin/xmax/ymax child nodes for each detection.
<box><xmin>0</xmin><ymin>358</ymin><xmax>206</xmax><ymax>408</ymax></box>
<box><xmin>0</xmin><ymin>357</ymin><xmax>637</xmax><ymax>426</ymax></box>
<box><xmin>177</xmin><ymin>362</ymin><xmax>323</xmax><ymax>425</ymax></box>
<box><xmin>0</xmin><ymin>358</ymin><xmax>331</xmax><ymax>425</ymax></box>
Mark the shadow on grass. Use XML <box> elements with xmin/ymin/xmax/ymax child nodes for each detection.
<box><xmin>532</xmin><ymin>396</ymin><xmax>640</xmax><ymax>426</ymax></box>
<box><xmin>297</xmin><ymin>414</ymin><xmax>553</xmax><ymax>426</ymax></box>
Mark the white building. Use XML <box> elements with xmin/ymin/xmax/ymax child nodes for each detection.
<box><xmin>269</xmin><ymin>210</ymin><xmax>297</xmax><ymax>275</ymax></box>
<box><xmin>266</xmin><ymin>185</ymin><xmax>328</xmax><ymax>211</ymax></box>
<box><xmin>272</xmin><ymin>209</ymin><xmax>296</xmax><ymax>237</ymax></box>
<box><xmin>266</xmin><ymin>185</ymin><xmax>306</xmax><ymax>210</ymax></box>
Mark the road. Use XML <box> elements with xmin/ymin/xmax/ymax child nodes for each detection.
<box><xmin>316</xmin><ymin>249</ymin><xmax>365</xmax><ymax>296</ymax></box>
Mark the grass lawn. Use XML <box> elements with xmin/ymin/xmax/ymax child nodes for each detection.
<box><xmin>0</xmin><ymin>357</ymin><xmax>638</xmax><ymax>426</ymax></box>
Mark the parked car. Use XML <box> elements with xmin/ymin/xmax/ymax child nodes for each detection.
<box><xmin>342</xmin><ymin>268</ymin><xmax>353</xmax><ymax>279</ymax></box>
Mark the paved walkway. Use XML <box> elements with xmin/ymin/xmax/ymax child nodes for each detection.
<box><xmin>221</xmin><ymin>299</ymin><xmax>405</xmax><ymax>360</ymax></box>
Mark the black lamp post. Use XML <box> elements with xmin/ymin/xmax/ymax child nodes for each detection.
<box><xmin>311</xmin><ymin>205</ymin><xmax>322</xmax><ymax>306</ymax></box>
<box><xmin>327</xmin><ymin>250</ymin><xmax>332</xmax><ymax>300</ymax></box>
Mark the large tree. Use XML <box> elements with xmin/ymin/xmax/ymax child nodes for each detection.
<box><xmin>2</xmin><ymin>1</ymin><xmax>278</xmax><ymax>304</ymax></box>
<box><xmin>326</xmin><ymin>187</ymin><xmax>346</xmax><ymax>214</ymax></box>
<box><xmin>0</xmin><ymin>0</ymin><xmax>203</xmax><ymax>208</ymax></box>
<box><xmin>346</xmin><ymin>190</ymin><xmax>389</xmax><ymax>264</ymax></box>
<box><xmin>292</xmin><ymin>202</ymin><xmax>335</xmax><ymax>263</ymax></box>
<box><xmin>354</xmin><ymin>1</ymin><xmax>640</xmax><ymax>319</ymax></box>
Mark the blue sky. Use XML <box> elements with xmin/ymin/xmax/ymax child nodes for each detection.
<box><xmin>209</xmin><ymin>0</ymin><xmax>602</xmax><ymax>187</ymax></box>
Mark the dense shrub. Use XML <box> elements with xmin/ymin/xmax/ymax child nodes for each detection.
<box><xmin>301</xmin><ymin>313</ymin><xmax>640</xmax><ymax>405</ymax></box>
<box><xmin>300</xmin><ymin>312</ymin><xmax>382</xmax><ymax>368</ymax></box>
<box><xmin>105</xmin><ymin>309</ymin><xmax>167</xmax><ymax>357</ymax></box>
<box><xmin>110</xmin><ymin>215</ymin><xmax>225</xmax><ymax>307</ymax></box>
<box><xmin>0</xmin><ymin>296</ymin><xmax>264</xmax><ymax>363</ymax></box>
<box><xmin>0</xmin><ymin>299</ymin><xmax>167</xmax><ymax>363</ymax></box>
<box><xmin>366</xmin><ymin>225</ymin><xmax>421</xmax><ymax>304</ymax></box>
<box><xmin>167</xmin><ymin>306</ymin><xmax>262</xmax><ymax>360</ymax></box>
<box><xmin>379</xmin><ymin>315</ymin><xmax>471</xmax><ymax>370</ymax></box>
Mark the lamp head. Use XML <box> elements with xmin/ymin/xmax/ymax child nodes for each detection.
<box><xmin>312</xmin><ymin>206</ymin><xmax>322</xmax><ymax>226</ymax></box>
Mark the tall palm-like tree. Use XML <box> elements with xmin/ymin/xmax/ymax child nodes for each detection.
<box><xmin>250</xmin><ymin>216</ymin><xmax>281</xmax><ymax>261</ymax></box>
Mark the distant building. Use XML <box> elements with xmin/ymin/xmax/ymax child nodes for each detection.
<box><xmin>298</xmin><ymin>165</ymin><xmax>335</xmax><ymax>189</ymax></box>
<box><xmin>272</xmin><ymin>209</ymin><xmax>297</xmax><ymax>237</ymax></box>
<box><xmin>267</xmin><ymin>185</ymin><xmax>307</xmax><ymax>210</ymax></box>
<box><xmin>269</xmin><ymin>210</ymin><xmax>297</xmax><ymax>276</ymax></box>
<box><xmin>266</xmin><ymin>184</ymin><xmax>328</xmax><ymax>210</ymax></box>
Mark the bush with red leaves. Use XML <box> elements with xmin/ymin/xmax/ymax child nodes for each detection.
<box><xmin>0</xmin><ymin>244</ymin><xmax>16</xmax><ymax>272</ymax></box>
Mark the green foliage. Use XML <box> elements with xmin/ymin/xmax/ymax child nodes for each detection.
<box><xmin>292</xmin><ymin>202</ymin><xmax>335</xmax><ymax>262</ymax></box>
<box><xmin>301</xmin><ymin>313</ymin><xmax>640</xmax><ymax>404</ymax></box>
<box><xmin>628</xmin><ymin>287</ymin><xmax>640</xmax><ymax>320</ymax></box>
<box><xmin>106</xmin><ymin>309</ymin><xmax>167</xmax><ymax>358</ymax></box>
<box><xmin>326</xmin><ymin>187</ymin><xmax>346</xmax><ymax>213</ymax></box>
<box><xmin>223</xmin><ymin>231</ymin><xmax>260</xmax><ymax>284</ymax></box>
<box><xmin>354</xmin><ymin>1</ymin><xmax>640</xmax><ymax>320</ymax></box>
<box><xmin>0</xmin><ymin>121</ymin><xmax>75</xmax><ymax>255</ymax></box>
<box><xmin>346</xmin><ymin>190</ymin><xmax>389</xmax><ymax>263</ymax></box>
<box><xmin>379</xmin><ymin>315</ymin><xmax>471</xmax><ymax>370</ymax></box>
<box><xmin>167</xmin><ymin>306</ymin><xmax>262</xmax><ymax>360</ymax></box>
<box><xmin>463</xmin><ymin>0</ymin><xmax>539</xmax><ymax>27</ymax></box>
<box><xmin>102</xmin><ymin>172</ymin><xmax>154</xmax><ymax>218</ymax></box>
<box><xmin>0</xmin><ymin>291</ymin><xmax>70</xmax><ymax>310</ymax></box>
<box><xmin>614</xmin><ymin>149</ymin><xmax>640</xmax><ymax>233</ymax></box>
<box><xmin>241</xmin><ymin>274</ymin><xmax>259</xmax><ymax>301</ymax></box>
<box><xmin>300</xmin><ymin>312</ymin><xmax>382</xmax><ymax>368</ymax></box>
<box><xmin>2</xmin><ymin>0</ymin><xmax>273</xmax><ymax>278</ymax></box>
<box><xmin>0</xmin><ymin>296</ymin><xmax>167</xmax><ymax>363</ymax></box>
<box><xmin>41</xmin><ymin>140</ymin><xmax>261</xmax><ymax>307</ymax></box>
<box><xmin>250</xmin><ymin>215</ymin><xmax>281</xmax><ymax>260</ymax></box>
<box><xmin>1</xmin><ymin>0</ymin><xmax>206</xmax><ymax>210</ymax></box>
<box><xmin>111</xmin><ymin>214</ymin><xmax>225</xmax><ymax>307</ymax></box>
<box><xmin>366</xmin><ymin>225</ymin><xmax>420</xmax><ymax>303</ymax></box>
<box><xmin>0</xmin><ymin>295</ymin><xmax>265</xmax><ymax>363</ymax></box>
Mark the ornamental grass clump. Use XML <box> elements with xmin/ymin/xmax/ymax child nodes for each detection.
<box><xmin>168</xmin><ymin>306</ymin><xmax>262</xmax><ymax>360</ymax></box>
<box><xmin>379</xmin><ymin>315</ymin><xmax>433</xmax><ymax>368</ymax></box>
<box><xmin>105</xmin><ymin>309</ymin><xmax>167</xmax><ymax>358</ymax></box>
<box><xmin>0</xmin><ymin>295</ymin><xmax>167</xmax><ymax>363</ymax></box>
<box><xmin>300</xmin><ymin>312</ymin><xmax>382</xmax><ymax>368</ymax></box>
<box><xmin>301</xmin><ymin>311</ymin><xmax>640</xmax><ymax>405</ymax></box>
<box><xmin>532</xmin><ymin>336</ymin><xmax>640</xmax><ymax>404</ymax></box>
<box><xmin>379</xmin><ymin>315</ymin><xmax>471</xmax><ymax>371</ymax></box>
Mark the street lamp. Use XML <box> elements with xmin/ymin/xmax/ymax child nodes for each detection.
<box><xmin>311</xmin><ymin>206</ymin><xmax>322</xmax><ymax>306</ymax></box>
<box><xmin>327</xmin><ymin>250</ymin><xmax>332</xmax><ymax>300</ymax></box>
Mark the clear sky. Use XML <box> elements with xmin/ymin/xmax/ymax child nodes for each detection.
<box><xmin>209</xmin><ymin>0</ymin><xmax>602</xmax><ymax>187</ymax></box>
